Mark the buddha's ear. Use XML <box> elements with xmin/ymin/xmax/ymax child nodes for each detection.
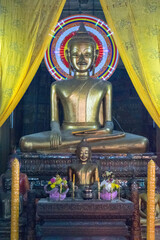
<box><xmin>92</xmin><ymin>49</ymin><xmax>99</xmax><ymax>76</ymax></box>
<box><xmin>95</xmin><ymin>49</ymin><xmax>99</xmax><ymax>60</ymax></box>
<box><xmin>66</xmin><ymin>49</ymin><xmax>72</xmax><ymax>75</ymax></box>
<box><xmin>65</xmin><ymin>49</ymin><xmax>70</xmax><ymax>62</ymax></box>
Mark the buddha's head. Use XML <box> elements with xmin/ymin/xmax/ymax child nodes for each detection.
<box><xmin>66</xmin><ymin>23</ymin><xmax>98</xmax><ymax>76</ymax></box>
<box><xmin>76</xmin><ymin>139</ymin><xmax>91</xmax><ymax>164</ymax></box>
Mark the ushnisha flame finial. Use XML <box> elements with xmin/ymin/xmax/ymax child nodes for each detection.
<box><xmin>67</xmin><ymin>22</ymin><xmax>96</xmax><ymax>48</ymax></box>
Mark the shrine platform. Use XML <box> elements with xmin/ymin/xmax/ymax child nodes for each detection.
<box><xmin>36</xmin><ymin>198</ymin><xmax>134</xmax><ymax>240</ymax></box>
<box><xmin>17</xmin><ymin>152</ymin><xmax>158</xmax><ymax>240</ymax></box>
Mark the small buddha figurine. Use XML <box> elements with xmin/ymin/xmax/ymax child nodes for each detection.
<box><xmin>139</xmin><ymin>181</ymin><xmax>160</xmax><ymax>226</ymax></box>
<box><xmin>68</xmin><ymin>139</ymin><xmax>99</xmax><ymax>198</ymax></box>
<box><xmin>0</xmin><ymin>169</ymin><xmax>24</xmax><ymax>219</ymax></box>
<box><xmin>69</xmin><ymin>139</ymin><xmax>99</xmax><ymax>185</ymax></box>
<box><xmin>20</xmin><ymin>23</ymin><xmax>148</xmax><ymax>153</ymax></box>
<box><xmin>0</xmin><ymin>150</ymin><xmax>30</xmax><ymax>219</ymax></box>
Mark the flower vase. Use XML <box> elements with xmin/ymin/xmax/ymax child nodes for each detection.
<box><xmin>100</xmin><ymin>190</ymin><xmax>117</xmax><ymax>200</ymax></box>
<box><xmin>44</xmin><ymin>185</ymin><xmax>68</xmax><ymax>201</ymax></box>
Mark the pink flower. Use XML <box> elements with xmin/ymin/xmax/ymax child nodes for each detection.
<box><xmin>51</xmin><ymin>177</ymin><xmax>56</xmax><ymax>183</ymax></box>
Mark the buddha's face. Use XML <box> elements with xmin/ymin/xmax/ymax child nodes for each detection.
<box><xmin>70</xmin><ymin>41</ymin><xmax>95</xmax><ymax>72</ymax></box>
<box><xmin>79</xmin><ymin>147</ymin><xmax>89</xmax><ymax>163</ymax></box>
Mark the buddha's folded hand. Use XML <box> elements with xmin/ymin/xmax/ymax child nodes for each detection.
<box><xmin>50</xmin><ymin>121</ymin><xmax>62</xmax><ymax>149</ymax></box>
<box><xmin>104</xmin><ymin>121</ymin><xmax>114</xmax><ymax>134</ymax></box>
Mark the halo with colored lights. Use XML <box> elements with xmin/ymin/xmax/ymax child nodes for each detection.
<box><xmin>44</xmin><ymin>15</ymin><xmax>119</xmax><ymax>81</ymax></box>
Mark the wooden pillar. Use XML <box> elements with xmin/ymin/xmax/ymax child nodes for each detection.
<box><xmin>131</xmin><ymin>180</ymin><xmax>142</xmax><ymax>240</ymax></box>
<box><xmin>27</xmin><ymin>190</ymin><xmax>36</xmax><ymax>240</ymax></box>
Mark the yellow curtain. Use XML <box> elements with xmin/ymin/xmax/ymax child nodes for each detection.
<box><xmin>0</xmin><ymin>0</ymin><xmax>66</xmax><ymax>127</ymax></box>
<box><xmin>100</xmin><ymin>0</ymin><xmax>160</xmax><ymax>127</ymax></box>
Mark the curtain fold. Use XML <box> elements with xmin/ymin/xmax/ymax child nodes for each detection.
<box><xmin>100</xmin><ymin>0</ymin><xmax>160</xmax><ymax>127</ymax></box>
<box><xmin>0</xmin><ymin>0</ymin><xmax>66</xmax><ymax>127</ymax></box>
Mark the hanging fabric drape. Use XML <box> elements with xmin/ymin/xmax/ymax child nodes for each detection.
<box><xmin>100</xmin><ymin>0</ymin><xmax>160</xmax><ymax>127</ymax></box>
<box><xmin>0</xmin><ymin>0</ymin><xmax>66</xmax><ymax>127</ymax></box>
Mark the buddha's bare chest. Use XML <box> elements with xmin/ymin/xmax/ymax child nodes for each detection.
<box><xmin>72</xmin><ymin>164</ymin><xmax>96</xmax><ymax>184</ymax></box>
<box><xmin>57</xmin><ymin>80</ymin><xmax>106</xmax><ymax>109</ymax></box>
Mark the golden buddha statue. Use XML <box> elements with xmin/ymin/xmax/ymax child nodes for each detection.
<box><xmin>139</xmin><ymin>193</ymin><xmax>160</xmax><ymax>226</ymax></box>
<box><xmin>68</xmin><ymin>139</ymin><xmax>99</xmax><ymax>199</ymax></box>
<box><xmin>68</xmin><ymin>139</ymin><xmax>99</xmax><ymax>186</ymax></box>
<box><xmin>20</xmin><ymin>23</ymin><xmax>149</xmax><ymax>153</ymax></box>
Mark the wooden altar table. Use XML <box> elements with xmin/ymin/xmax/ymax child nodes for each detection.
<box><xmin>36</xmin><ymin>198</ymin><xmax>134</xmax><ymax>240</ymax></box>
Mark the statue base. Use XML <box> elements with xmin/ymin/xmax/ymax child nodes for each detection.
<box><xmin>18</xmin><ymin>151</ymin><xmax>159</xmax><ymax>196</ymax></box>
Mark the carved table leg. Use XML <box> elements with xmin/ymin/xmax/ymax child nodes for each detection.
<box><xmin>131</xmin><ymin>181</ymin><xmax>142</xmax><ymax>240</ymax></box>
<box><xmin>27</xmin><ymin>190</ymin><xmax>36</xmax><ymax>240</ymax></box>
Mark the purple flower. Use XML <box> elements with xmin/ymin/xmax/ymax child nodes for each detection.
<box><xmin>51</xmin><ymin>177</ymin><xmax>56</xmax><ymax>183</ymax></box>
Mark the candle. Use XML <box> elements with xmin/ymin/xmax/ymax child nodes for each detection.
<box><xmin>72</xmin><ymin>182</ymin><xmax>75</xmax><ymax>200</ymax></box>
<box><xmin>60</xmin><ymin>183</ymin><xmax>62</xmax><ymax>194</ymax></box>
<box><xmin>72</xmin><ymin>174</ymin><xmax>75</xmax><ymax>200</ymax></box>
<box><xmin>118</xmin><ymin>186</ymin><xmax>120</xmax><ymax>200</ymax></box>
<box><xmin>147</xmin><ymin>160</ymin><xmax>155</xmax><ymax>240</ymax></box>
<box><xmin>73</xmin><ymin>174</ymin><xmax>75</xmax><ymax>184</ymax></box>
<box><xmin>11</xmin><ymin>158</ymin><xmax>20</xmax><ymax>240</ymax></box>
<box><xmin>98</xmin><ymin>178</ymin><xmax>100</xmax><ymax>200</ymax></box>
